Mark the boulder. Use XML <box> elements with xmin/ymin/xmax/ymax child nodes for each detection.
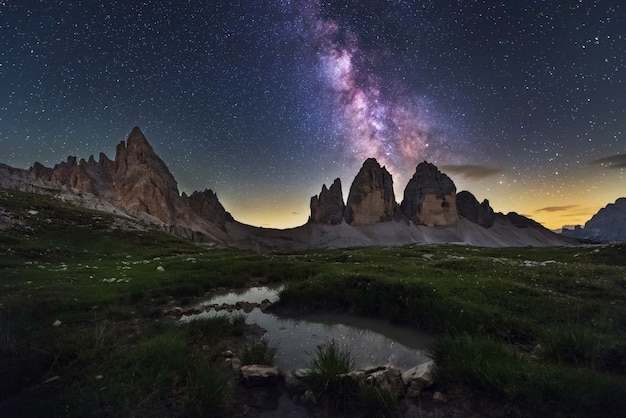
<box><xmin>345</xmin><ymin>158</ymin><xmax>396</xmax><ymax>225</ymax></box>
<box><xmin>240</xmin><ymin>364</ymin><xmax>279</xmax><ymax>387</ymax></box>
<box><xmin>400</xmin><ymin>162</ymin><xmax>458</xmax><ymax>226</ymax></box>
<box><xmin>402</xmin><ymin>360</ymin><xmax>435</xmax><ymax>397</ymax></box>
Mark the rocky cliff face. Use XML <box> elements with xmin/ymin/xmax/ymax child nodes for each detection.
<box><xmin>562</xmin><ymin>198</ymin><xmax>626</xmax><ymax>242</ymax></box>
<box><xmin>183</xmin><ymin>189</ymin><xmax>234</xmax><ymax>229</ymax></box>
<box><xmin>456</xmin><ymin>190</ymin><xmax>496</xmax><ymax>228</ymax></box>
<box><xmin>111</xmin><ymin>127</ymin><xmax>181</xmax><ymax>224</ymax></box>
<box><xmin>400</xmin><ymin>162</ymin><xmax>458</xmax><ymax>227</ymax></box>
<box><xmin>344</xmin><ymin>159</ymin><xmax>396</xmax><ymax>225</ymax></box>
<box><xmin>309</xmin><ymin>178</ymin><xmax>345</xmax><ymax>225</ymax></box>
<box><xmin>31</xmin><ymin>127</ymin><xmax>182</xmax><ymax>224</ymax></box>
<box><xmin>28</xmin><ymin>127</ymin><xmax>232</xmax><ymax>238</ymax></box>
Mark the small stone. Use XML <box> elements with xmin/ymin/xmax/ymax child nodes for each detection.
<box><xmin>170</xmin><ymin>307</ymin><xmax>183</xmax><ymax>317</ymax></box>
<box><xmin>284</xmin><ymin>369</ymin><xmax>309</xmax><ymax>393</ymax></box>
<box><xmin>95</xmin><ymin>375</ymin><xmax>103</xmax><ymax>380</ymax></box>
<box><xmin>292</xmin><ymin>368</ymin><xmax>311</xmax><ymax>379</ymax></box>
<box><xmin>156</xmin><ymin>266</ymin><xmax>165</xmax><ymax>272</ymax></box>
<box><xmin>223</xmin><ymin>350</ymin><xmax>234</xmax><ymax>358</ymax></box>
<box><xmin>43</xmin><ymin>375</ymin><xmax>60</xmax><ymax>384</ymax></box>
<box><xmin>230</xmin><ymin>357</ymin><xmax>242</xmax><ymax>373</ymax></box>
<box><xmin>433</xmin><ymin>391</ymin><xmax>448</xmax><ymax>403</ymax></box>
<box><xmin>52</xmin><ymin>320</ymin><xmax>62</xmax><ymax>327</ymax></box>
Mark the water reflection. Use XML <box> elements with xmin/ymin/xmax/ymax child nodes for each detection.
<box><xmin>183</xmin><ymin>286</ymin><xmax>432</xmax><ymax>372</ymax></box>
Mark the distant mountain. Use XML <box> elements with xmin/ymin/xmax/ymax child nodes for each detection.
<box><xmin>304</xmin><ymin>158</ymin><xmax>569</xmax><ymax>250</ymax></box>
<box><xmin>561</xmin><ymin>198</ymin><xmax>626</xmax><ymax>243</ymax></box>
<box><xmin>0</xmin><ymin>127</ymin><xmax>572</xmax><ymax>250</ymax></box>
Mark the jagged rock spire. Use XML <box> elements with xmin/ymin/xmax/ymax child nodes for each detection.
<box><xmin>345</xmin><ymin>158</ymin><xmax>396</xmax><ymax>225</ymax></box>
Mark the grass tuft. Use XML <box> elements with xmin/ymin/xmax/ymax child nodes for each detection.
<box><xmin>303</xmin><ymin>340</ymin><xmax>359</xmax><ymax>411</ymax></box>
<box><xmin>540</xmin><ymin>325</ymin><xmax>604</xmax><ymax>367</ymax></box>
<box><xmin>240</xmin><ymin>336</ymin><xmax>276</xmax><ymax>365</ymax></box>
<box><xmin>359</xmin><ymin>382</ymin><xmax>402</xmax><ymax>418</ymax></box>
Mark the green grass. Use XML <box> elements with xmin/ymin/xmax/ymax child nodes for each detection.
<box><xmin>431</xmin><ymin>334</ymin><xmax>626</xmax><ymax>417</ymax></box>
<box><xmin>276</xmin><ymin>245</ymin><xmax>626</xmax><ymax>416</ymax></box>
<box><xmin>2</xmin><ymin>188</ymin><xmax>626</xmax><ymax>417</ymax></box>
<box><xmin>358</xmin><ymin>382</ymin><xmax>402</xmax><ymax>418</ymax></box>
<box><xmin>303</xmin><ymin>340</ymin><xmax>359</xmax><ymax>411</ymax></box>
<box><xmin>109</xmin><ymin>328</ymin><xmax>233</xmax><ymax>417</ymax></box>
<box><xmin>240</xmin><ymin>336</ymin><xmax>276</xmax><ymax>365</ymax></box>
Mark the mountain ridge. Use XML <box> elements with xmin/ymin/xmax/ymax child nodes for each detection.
<box><xmin>0</xmin><ymin>127</ymin><xmax>572</xmax><ymax>250</ymax></box>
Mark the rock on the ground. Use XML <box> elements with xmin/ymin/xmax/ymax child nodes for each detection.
<box><xmin>284</xmin><ymin>368</ymin><xmax>311</xmax><ymax>393</ymax></box>
<box><xmin>240</xmin><ymin>364</ymin><xmax>279</xmax><ymax>387</ymax></box>
<box><xmin>366</xmin><ymin>366</ymin><xmax>404</xmax><ymax>397</ymax></box>
<box><xmin>402</xmin><ymin>360</ymin><xmax>436</xmax><ymax>397</ymax></box>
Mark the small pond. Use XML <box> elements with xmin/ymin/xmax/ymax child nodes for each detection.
<box><xmin>182</xmin><ymin>286</ymin><xmax>433</xmax><ymax>372</ymax></box>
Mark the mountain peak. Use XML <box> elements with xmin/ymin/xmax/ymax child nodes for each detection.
<box><xmin>310</xmin><ymin>178</ymin><xmax>345</xmax><ymax>225</ymax></box>
<box><xmin>400</xmin><ymin>161</ymin><xmax>458</xmax><ymax>226</ymax></box>
<box><xmin>345</xmin><ymin>159</ymin><xmax>396</xmax><ymax>225</ymax></box>
<box><xmin>126</xmin><ymin>126</ymin><xmax>150</xmax><ymax>148</ymax></box>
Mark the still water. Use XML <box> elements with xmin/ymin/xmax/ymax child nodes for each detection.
<box><xmin>182</xmin><ymin>286</ymin><xmax>432</xmax><ymax>372</ymax></box>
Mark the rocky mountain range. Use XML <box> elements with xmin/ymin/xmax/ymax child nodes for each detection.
<box><xmin>0</xmin><ymin>127</ymin><xmax>572</xmax><ymax>250</ymax></box>
<box><xmin>561</xmin><ymin>198</ymin><xmax>626</xmax><ymax>243</ymax></box>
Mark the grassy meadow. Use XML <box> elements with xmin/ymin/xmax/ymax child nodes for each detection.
<box><xmin>1</xmin><ymin>188</ymin><xmax>625</xmax><ymax>417</ymax></box>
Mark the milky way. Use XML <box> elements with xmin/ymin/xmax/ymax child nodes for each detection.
<box><xmin>294</xmin><ymin>0</ymin><xmax>452</xmax><ymax>186</ymax></box>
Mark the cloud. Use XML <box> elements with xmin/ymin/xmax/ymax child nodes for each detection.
<box><xmin>535</xmin><ymin>205</ymin><xmax>580</xmax><ymax>213</ymax></box>
<box><xmin>591</xmin><ymin>154</ymin><xmax>626</xmax><ymax>169</ymax></box>
<box><xmin>440</xmin><ymin>164</ymin><xmax>504</xmax><ymax>179</ymax></box>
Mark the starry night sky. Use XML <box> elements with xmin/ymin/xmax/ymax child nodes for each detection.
<box><xmin>1</xmin><ymin>1</ymin><xmax>624</xmax><ymax>229</ymax></box>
